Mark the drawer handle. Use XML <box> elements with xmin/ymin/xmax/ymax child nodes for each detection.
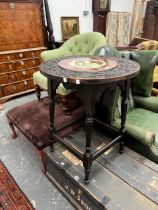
<box><xmin>19</xmin><ymin>53</ymin><xmax>23</xmax><ymax>58</ymax></box>
<box><xmin>10</xmin><ymin>2</ymin><xmax>16</xmax><ymax>9</ymax></box>
<box><xmin>32</xmin><ymin>53</ymin><xmax>35</xmax><ymax>58</ymax></box>
<box><xmin>32</xmin><ymin>60</ymin><xmax>36</xmax><ymax>64</ymax></box>
<box><xmin>20</xmin><ymin>61</ymin><xmax>24</xmax><ymax>65</ymax></box>
<box><xmin>22</xmin><ymin>71</ymin><xmax>26</xmax><ymax>75</ymax></box>
<box><xmin>13</xmin><ymin>85</ymin><xmax>16</xmax><ymax>91</ymax></box>
<box><xmin>9</xmin><ymin>64</ymin><xmax>12</xmax><ymax>70</ymax></box>
<box><xmin>11</xmin><ymin>74</ymin><xmax>15</xmax><ymax>79</ymax></box>
<box><xmin>7</xmin><ymin>56</ymin><xmax>11</xmax><ymax>61</ymax></box>
<box><xmin>24</xmin><ymin>81</ymin><xmax>28</xmax><ymax>86</ymax></box>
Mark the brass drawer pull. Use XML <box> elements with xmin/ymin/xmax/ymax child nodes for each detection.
<box><xmin>9</xmin><ymin>64</ymin><xmax>12</xmax><ymax>70</ymax></box>
<box><xmin>7</xmin><ymin>56</ymin><xmax>11</xmax><ymax>61</ymax></box>
<box><xmin>22</xmin><ymin>71</ymin><xmax>26</xmax><ymax>75</ymax></box>
<box><xmin>24</xmin><ymin>81</ymin><xmax>28</xmax><ymax>85</ymax></box>
<box><xmin>32</xmin><ymin>60</ymin><xmax>36</xmax><ymax>64</ymax></box>
<box><xmin>11</xmin><ymin>74</ymin><xmax>15</xmax><ymax>79</ymax></box>
<box><xmin>20</xmin><ymin>61</ymin><xmax>24</xmax><ymax>65</ymax></box>
<box><xmin>10</xmin><ymin>2</ymin><xmax>16</xmax><ymax>9</ymax></box>
<box><xmin>19</xmin><ymin>53</ymin><xmax>23</xmax><ymax>58</ymax></box>
<box><xmin>13</xmin><ymin>85</ymin><xmax>16</xmax><ymax>91</ymax></box>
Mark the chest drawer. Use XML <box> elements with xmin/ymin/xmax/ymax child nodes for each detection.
<box><xmin>0</xmin><ymin>49</ymin><xmax>44</xmax><ymax>63</ymax></box>
<box><xmin>1</xmin><ymin>79</ymin><xmax>34</xmax><ymax>97</ymax></box>
<box><xmin>0</xmin><ymin>58</ymin><xmax>40</xmax><ymax>73</ymax></box>
<box><xmin>0</xmin><ymin>67</ymin><xmax>38</xmax><ymax>84</ymax></box>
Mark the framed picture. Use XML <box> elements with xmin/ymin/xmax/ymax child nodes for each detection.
<box><xmin>61</xmin><ymin>17</ymin><xmax>80</xmax><ymax>40</ymax></box>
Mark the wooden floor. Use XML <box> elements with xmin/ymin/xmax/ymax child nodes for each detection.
<box><xmin>44</xmin><ymin>128</ymin><xmax>158</xmax><ymax>210</ymax></box>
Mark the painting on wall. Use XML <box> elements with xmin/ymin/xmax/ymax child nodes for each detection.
<box><xmin>61</xmin><ymin>17</ymin><xmax>80</xmax><ymax>40</ymax></box>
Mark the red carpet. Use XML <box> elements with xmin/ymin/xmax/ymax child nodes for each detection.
<box><xmin>0</xmin><ymin>161</ymin><xmax>34</xmax><ymax>210</ymax></box>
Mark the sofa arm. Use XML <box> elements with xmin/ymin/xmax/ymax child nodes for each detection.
<box><xmin>40</xmin><ymin>48</ymin><xmax>65</xmax><ymax>61</ymax></box>
<box><xmin>113</xmin><ymin>119</ymin><xmax>155</xmax><ymax>147</ymax></box>
<box><xmin>134</xmin><ymin>95</ymin><xmax>158</xmax><ymax>113</ymax></box>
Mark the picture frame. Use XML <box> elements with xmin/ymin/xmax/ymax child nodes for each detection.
<box><xmin>61</xmin><ymin>16</ymin><xmax>80</xmax><ymax>40</ymax></box>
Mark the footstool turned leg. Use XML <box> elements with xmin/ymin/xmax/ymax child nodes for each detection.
<box><xmin>36</xmin><ymin>150</ymin><xmax>46</xmax><ymax>175</ymax></box>
<box><xmin>35</xmin><ymin>84</ymin><xmax>41</xmax><ymax>101</ymax></box>
<box><xmin>60</xmin><ymin>95</ymin><xmax>71</xmax><ymax>115</ymax></box>
<box><xmin>7</xmin><ymin>118</ymin><xmax>17</xmax><ymax>139</ymax></box>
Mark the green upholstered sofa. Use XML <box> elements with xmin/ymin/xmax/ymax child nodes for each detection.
<box><xmin>95</xmin><ymin>46</ymin><xmax>158</xmax><ymax>163</ymax></box>
<box><xmin>33</xmin><ymin>32</ymin><xmax>106</xmax><ymax>114</ymax></box>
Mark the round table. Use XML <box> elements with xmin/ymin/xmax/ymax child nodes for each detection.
<box><xmin>40</xmin><ymin>55</ymin><xmax>140</xmax><ymax>184</ymax></box>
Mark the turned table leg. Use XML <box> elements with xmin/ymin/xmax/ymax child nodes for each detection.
<box><xmin>35</xmin><ymin>84</ymin><xmax>41</xmax><ymax>101</ymax></box>
<box><xmin>48</xmin><ymin>78</ymin><xmax>58</xmax><ymax>152</ymax></box>
<box><xmin>80</xmin><ymin>85</ymin><xmax>96</xmax><ymax>184</ymax></box>
<box><xmin>60</xmin><ymin>94</ymin><xmax>71</xmax><ymax>115</ymax></box>
<box><xmin>7</xmin><ymin>118</ymin><xmax>17</xmax><ymax>139</ymax></box>
<box><xmin>83</xmin><ymin>114</ymin><xmax>93</xmax><ymax>184</ymax></box>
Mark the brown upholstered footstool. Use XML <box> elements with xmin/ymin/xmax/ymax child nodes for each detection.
<box><xmin>6</xmin><ymin>96</ymin><xmax>84</xmax><ymax>174</ymax></box>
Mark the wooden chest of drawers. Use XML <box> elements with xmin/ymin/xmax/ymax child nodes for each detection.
<box><xmin>0</xmin><ymin>0</ymin><xmax>51</xmax><ymax>104</ymax></box>
<box><xmin>0</xmin><ymin>47</ymin><xmax>47</xmax><ymax>103</ymax></box>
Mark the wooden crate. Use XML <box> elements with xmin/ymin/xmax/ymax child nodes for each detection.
<box><xmin>43</xmin><ymin>129</ymin><xmax>158</xmax><ymax>210</ymax></box>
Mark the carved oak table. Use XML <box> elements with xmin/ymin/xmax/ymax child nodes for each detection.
<box><xmin>40</xmin><ymin>55</ymin><xmax>140</xmax><ymax>184</ymax></box>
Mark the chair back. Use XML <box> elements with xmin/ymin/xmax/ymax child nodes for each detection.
<box><xmin>94</xmin><ymin>46</ymin><xmax>158</xmax><ymax>124</ymax></box>
<box><xmin>61</xmin><ymin>32</ymin><xmax>106</xmax><ymax>56</ymax></box>
<box><xmin>131</xmin><ymin>50</ymin><xmax>158</xmax><ymax>97</ymax></box>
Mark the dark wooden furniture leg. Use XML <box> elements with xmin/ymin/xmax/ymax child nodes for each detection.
<box><xmin>35</xmin><ymin>84</ymin><xmax>41</xmax><ymax>101</ymax></box>
<box><xmin>60</xmin><ymin>94</ymin><xmax>71</xmax><ymax>115</ymax></box>
<box><xmin>48</xmin><ymin>78</ymin><xmax>57</xmax><ymax>152</ymax></box>
<box><xmin>82</xmin><ymin>86</ymin><xmax>95</xmax><ymax>184</ymax></box>
<box><xmin>7</xmin><ymin>118</ymin><xmax>17</xmax><ymax>139</ymax></box>
<box><xmin>36</xmin><ymin>149</ymin><xmax>46</xmax><ymax>175</ymax></box>
<box><xmin>119</xmin><ymin>80</ymin><xmax>131</xmax><ymax>154</ymax></box>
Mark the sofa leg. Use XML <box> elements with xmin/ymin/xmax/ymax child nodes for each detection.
<box><xmin>60</xmin><ymin>95</ymin><xmax>71</xmax><ymax>115</ymax></box>
<box><xmin>36</xmin><ymin>149</ymin><xmax>46</xmax><ymax>175</ymax></box>
<box><xmin>7</xmin><ymin>118</ymin><xmax>17</xmax><ymax>139</ymax></box>
<box><xmin>35</xmin><ymin>84</ymin><xmax>41</xmax><ymax>101</ymax></box>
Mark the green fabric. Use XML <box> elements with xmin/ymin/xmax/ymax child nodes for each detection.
<box><xmin>34</xmin><ymin>32</ymin><xmax>106</xmax><ymax>94</ymax></box>
<box><xmin>131</xmin><ymin>50</ymin><xmax>158</xmax><ymax>97</ymax></box>
<box><xmin>116</xmin><ymin>89</ymin><xmax>135</xmax><ymax>117</ymax></box>
<box><xmin>56</xmin><ymin>83</ymin><xmax>76</xmax><ymax>95</ymax></box>
<box><xmin>94</xmin><ymin>46</ymin><xmax>158</xmax><ymax>163</ymax></box>
<box><xmin>113</xmin><ymin>108</ymin><xmax>158</xmax><ymax>150</ymax></box>
<box><xmin>96</xmin><ymin>86</ymin><xmax>120</xmax><ymax>124</ymax></box>
<box><xmin>134</xmin><ymin>95</ymin><xmax>158</xmax><ymax>113</ymax></box>
<box><xmin>33</xmin><ymin>71</ymin><xmax>47</xmax><ymax>90</ymax></box>
<box><xmin>33</xmin><ymin>71</ymin><xmax>75</xmax><ymax>95</ymax></box>
<box><xmin>94</xmin><ymin>45</ymin><xmax>130</xmax><ymax>59</ymax></box>
<box><xmin>41</xmin><ymin>32</ymin><xmax>106</xmax><ymax>61</ymax></box>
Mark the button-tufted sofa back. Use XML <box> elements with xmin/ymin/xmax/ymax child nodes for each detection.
<box><xmin>62</xmin><ymin>32</ymin><xmax>106</xmax><ymax>56</ymax></box>
<box><xmin>41</xmin><ymin>32</ymin><xmax>106</xmax><ymax>61</ymax></box>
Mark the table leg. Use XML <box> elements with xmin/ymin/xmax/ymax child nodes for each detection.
<box><xmin>83</xmin><ymin>114</ymin><xmax>93</xmax><ymax>184</ymax></box>
<box><xmin>120</xmin><ymin>80</ymin><xmax>131</xmax><ymax>154</ymax></box>
<box><xmin>81</xmin><ymin>87</ymin><xmax>96</xmax><ymax>184</ymax></box>
<box><xmin>48</xmin><ymin>78</ymin><xmax>58</xmax><ymax>152</ymax></box>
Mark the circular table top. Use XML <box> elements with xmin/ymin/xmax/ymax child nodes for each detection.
<box><xmin>40</xmin><ymin>55</ymin><xmax>140</xmax><ymax>85</ymax></box>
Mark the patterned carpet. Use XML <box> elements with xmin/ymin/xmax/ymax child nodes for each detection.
<box><xmin>0</xmin><ymin>160</ymin><xmax>34</xmax><ymax>210</ymax></box>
